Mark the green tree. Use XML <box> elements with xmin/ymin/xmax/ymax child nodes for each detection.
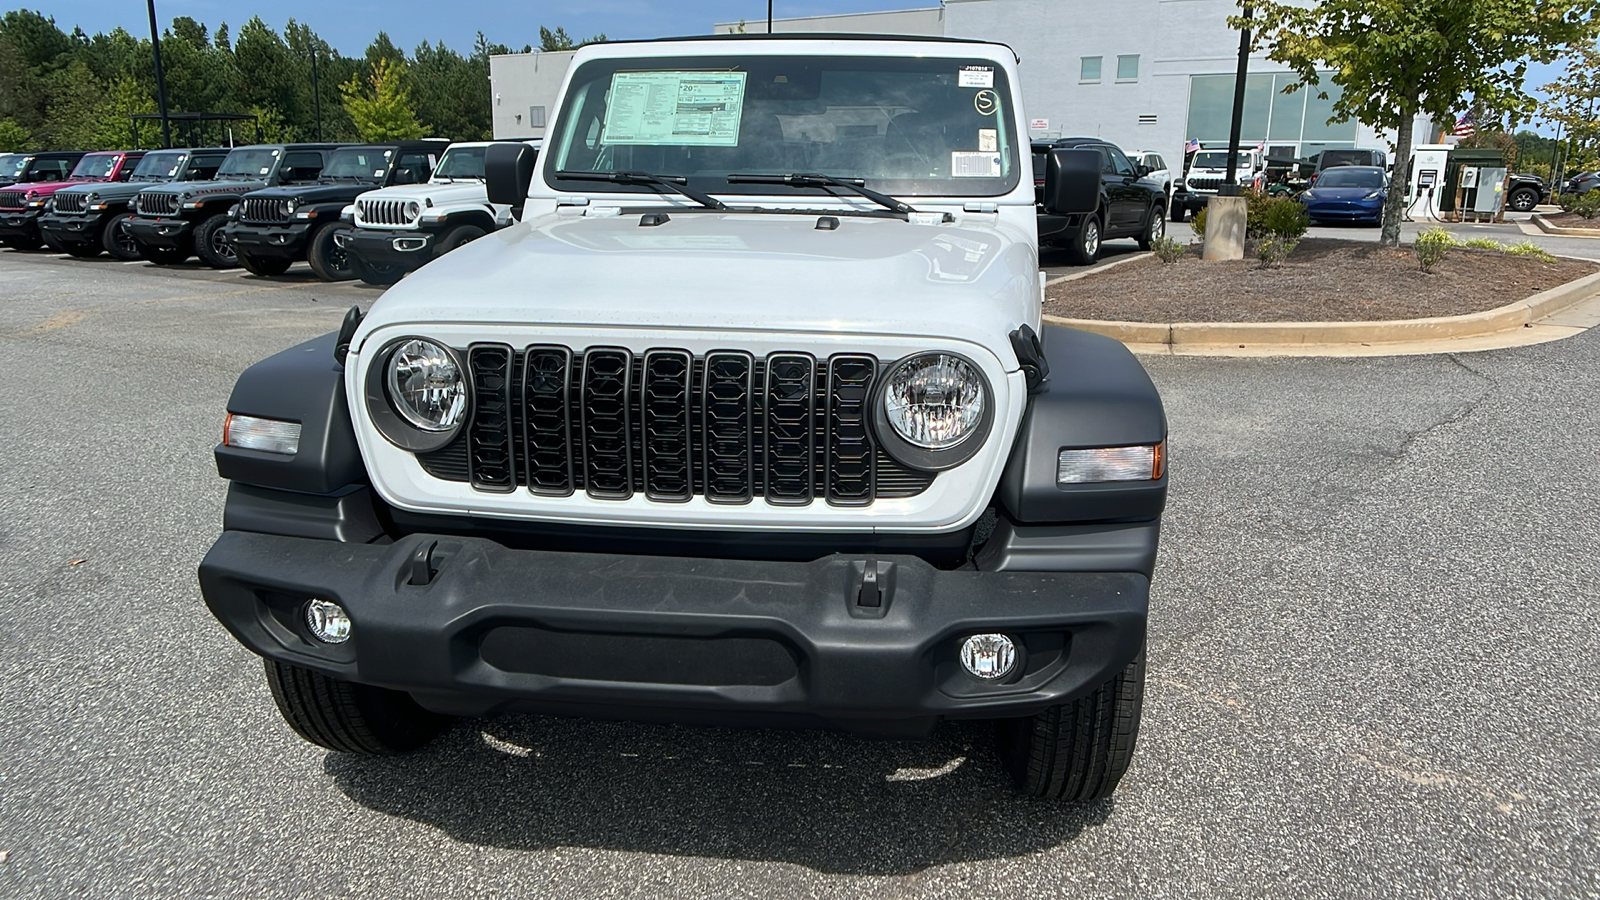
<box><xmin>0</xmin><ymin>117</ymin><xmax>32</xmax><ymax>151</ymax></box>
<box><xmin>538</xmin><ymin>26</ymin><xmax>606</xmax><ymax>51</ymax></box>
<box><xmin>1243</xmin><ymin>0</ymin><xmax>1600</xmax><ymax>246</ymax></box>
<box><xmin>340</xmin><ymin>57</ymin><xmax>426</xmax><ymax>140</ymax></box>
<box><xmin>1539</xmin><ymin>41</ymin><xmax>1600</xmax><ymax>181</ymax></box>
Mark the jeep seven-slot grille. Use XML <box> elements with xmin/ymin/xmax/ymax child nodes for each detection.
<box><xmin>0</xmin><ymin>191</ymin><xmax>26</xmax><ymax>211</ymax></box>
<box><xmin>357</xmin><ymin>198</ymin><xmax>416</xmax><ymax>227</ymax></box>
<box><xmin>1186</xmin><ymin>177</ymin><xmax>1223</xmax><ymax>192</ymax></box>
<box><xmin>137</xmin><ymin>191</ymin><xmax>180</xmax><ymax>216</ymax></box>
<box><xmin>417</xmin><ymin>346</ymin><xmax>934</xmax><ymax>506</ymax></box>
<box><xmin>52</xmin><ymin>192</ymin><xmax>87</xmax><ymax>214</ymax></box>
<box><xmin>240</xmin><ymin>197</ymin><xmax>289</xmax><ymax>224</ymax></box>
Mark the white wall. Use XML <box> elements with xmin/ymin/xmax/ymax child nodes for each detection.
<box><xmin>712</xmin><ymin>8</ymin><xmax>944</xmax><ymax>35</ymax></box>
<box><xmin>489</xmin><ymin>50</ymin><xmax>577</xmax><ymax>140</ymax></box>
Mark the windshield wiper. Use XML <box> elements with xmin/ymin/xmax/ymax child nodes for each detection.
<box><xmin>556</xmin><ymin>170</ymin><xmax>726</xmax><ymax>210</ymax></box>
<box><xmin>727</xmin><ymin>173</ymin><xmax>917</xmax><ymax>214</ymax></box>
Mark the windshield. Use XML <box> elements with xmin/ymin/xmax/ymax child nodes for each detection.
<box><xmin>434</xmin><ymin>146</ymin><xmax>487</xmax><ymax>179</ymax></box>
<box><xmin>322</xmin><ymin>147</ymin><xmax>393</xmax><ymax>181</ymax></box>
<box><xmin>1316</xmin><ymin>168</ymin><xmax>1384</xmax><ymax>189</ymax></box>
<box><xmin>0</xmin><ymin>154</ymin><xmax>28</xmax><ymax>180</ymax></box>
<box><xmin>1320</xmin><ymin>150</ymin><xmax>1375</xmax><ymax>168</ymax></box>
<box><xmin>132</xmin><ymin>150</ymin><xmax>188</xmax><ymax>181</ymax></box>
<box><xmin>547</xmin><ymin>54</ymin><xmax>1021</xmax><ymax>199</ymax></box>
<box><xmin>1192</xmin><ymin>151</ymin><xmax>1250</xmax><ymax>169</ymax></box>
<box><xmin>71</xmin><ymin>154</ymin><xmax>119</xmax><ymax>180</ymax></box>
<box><xmin>216</xmin><ymin>148</ymin><xmax>281</xmax><ymax>179</ymax></box>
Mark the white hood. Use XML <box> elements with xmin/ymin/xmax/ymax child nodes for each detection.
<box><xmin>352</xmin><ymin>209</ymin><xmax>1040</xmax><ymax>356</ymax></box>
<box><xmin>356</xmin><ymin>180</ymin><xmax>488</xmax><ymax>205</ymax></box>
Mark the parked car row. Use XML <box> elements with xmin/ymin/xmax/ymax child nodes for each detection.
<box><xmin>0</xmin><ymin>139</ymin><xmax>541</xmax><ymax>284</ymax></box>
<box><xmin>1031</xmin><ymin>136</ymin><xmax>1168</xmax><ymax>264</ymax></box>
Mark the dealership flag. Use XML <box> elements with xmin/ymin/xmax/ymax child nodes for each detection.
<box><xmin>1454</xmin><ymin>113</ymin><xmax>1477</xmax><ymax>138</ymax></box>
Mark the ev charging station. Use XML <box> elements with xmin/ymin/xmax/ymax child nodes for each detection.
<box><xmin>1407</xmin><ymin>144</ymin><xmax>1452</xmax><ymax>221</ymax></box>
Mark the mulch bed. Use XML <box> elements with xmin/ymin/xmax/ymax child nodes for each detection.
<box><xmin>1540</xmin><ymin>212</ymin><xmax>1600</xmax><ymax>230</ymax></box>
<box><xmin>1044</xmin><ymin>238</ymin><xmax>1599</xmax><ymax>323</ymax></box>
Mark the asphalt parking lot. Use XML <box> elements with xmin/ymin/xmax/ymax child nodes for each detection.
<box><xmin>2</xmin><ymin>248</ymin><xmax>1598</xmax><ymax>898</ymax></box>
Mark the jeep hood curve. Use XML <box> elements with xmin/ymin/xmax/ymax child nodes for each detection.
<box><xmin>355</xmin><ymin>211</ymin><xmax>1040</xmax><ymax>354</ymax></box>
<box><xmin>357</xmin><ymin>182</ymin><xmax>490</xmax><ymax>206</ymax></box>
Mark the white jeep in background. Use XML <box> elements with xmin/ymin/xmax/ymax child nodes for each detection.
<box><xmin>337</xmin><ymin>139</ymin><xmax>541</xmax><ymax>285</ymax></box>
<box><xmin>201</xmin><ymin>35</ymin><xmax>1169</xmax><ymax>803</ymax></box>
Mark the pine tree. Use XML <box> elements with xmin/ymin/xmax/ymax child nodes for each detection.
<box><xmin>340</xmin><ymin>57</ymin><xmax>427</xmax><ymax>141</ymax></box>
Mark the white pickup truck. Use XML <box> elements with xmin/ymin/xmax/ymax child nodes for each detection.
<box><xmin>201</xmin><ymin>34</ymin><xmax>1168</xmax><ymax>802</ymax></box>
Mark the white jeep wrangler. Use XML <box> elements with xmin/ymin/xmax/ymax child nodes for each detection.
<box><xmin>201</xmin><ymin>35</ymin><xmax>1168</xmax><ymax>802</ymax></box>
<box><xmin>337</xmin><ymin>139</ymin><xmax>541</xmax><ymax>285</ymax></box>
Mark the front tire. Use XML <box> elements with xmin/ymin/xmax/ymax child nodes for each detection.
<box><xmin>63</xmin><ymin>243</ymin><xmax>102</xmax><ymax>258</ymax></box>
<box><xmin>1065</xmin><ymin>213</ymin><xmax>1102</xmax><ymax>266</ymax></box>
<box><xmin>435</xmin><ymin>223</ymin><xmax>486</xmax><ymax>255</ymax></box>
<box><xmin>996</xmin><ymin>649</ymin><xmax>1145</xmax><ymax>802</ymax></box>
<box><xmin>3</xmin><ymin>235</ymin><xmax>44</xmax><ymax>252</ymax></box>
<box><xmin>1507</xmin><ymin>187</ymin><xmax>1540</xmax><ymax>213</ymax></box>
<box><xmin>1170</xmin><ymin>204</ymin><xmax>1187</xmax><ymax>223</ymax></box>
<box><xmin>1137</xmin><ymin>201</ymin><xmax>1166</xmax><ymax>250</ymax></box>
<box><xmin>352</xmin><ymin>254</ymin><xmax>404</xmax><ymax>286</ymax></box>
<box><xmin>102</xmin><ymin>212</ymin><xmax>142</xmax><ymax>260</ymax></box>
<box><xmin>194</xmin><ymin>213</ymin><xmax>238</xmax><ymax>268</ymax></box>
<box><xmin>306</xmin><ymin>224</ymin><xmax>356</xmax><ymax>281</ymax></box>
<box><xmin>264</xmin><ymin>660</ymin><xmax>449</xmax><ymax>755</ymax></box>
<box><xmin>139</xmin><ymin>242</ymin><xmax>190</xmax><ymax>265</ymax></box>
<box><xmin>237</xmin><ymin>250</ymin><xmax>291</xmax><ymax>277</ymax></box>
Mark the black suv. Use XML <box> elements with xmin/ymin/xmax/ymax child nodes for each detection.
<box><xmin>0</xmin><ymin>151</ymin><xmax>87</xmax><ymax>189</ymax></box>
<box><xmin>225</xmin><ymin>140</ymin><xmax>448</xmax><ymax>281</ymax></box>
<box><xmin>126</xmin><ymin>143</ymin><xmax>343</xmax><ymax>268</ymax></box>
<box><xmin>40</xmin><ymin>148</ymin><xmax>229</xmax><ymax>260</ymax></box>
<box><xmin>1033</xmin><ymin>138</ymin><xmax>1167</xmax><ymax>264</ymax></box>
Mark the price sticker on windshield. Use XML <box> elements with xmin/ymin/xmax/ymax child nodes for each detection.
<box><xmin>959</xmin><ymin>66</ymin><xmax>994</xmax><ymax>89</ymax></box>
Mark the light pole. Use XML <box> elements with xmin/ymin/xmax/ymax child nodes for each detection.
<box><xmin>145</xmin><ymin>0</ymin><xmax>172</xmax><ymax>148</ymax></box>
<box><xmin>768</xmin><ymin>1</ymin><xmax>774</xmax><ymax>33</ymax></box>
<box><xmin>310</xmin><ymin>46</ymin><xmax>323</xmax><ymax>141</ymax></box>
<box><xmin>1221</xmin><ymin>2</ymin><xmax>1252</xmax><ymax>195</ymax></box>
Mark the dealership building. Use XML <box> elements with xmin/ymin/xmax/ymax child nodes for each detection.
<box><xmin>490</xmin><ymin>0</ymin><xmax>1435</xmax><ymax>164</ymax></box>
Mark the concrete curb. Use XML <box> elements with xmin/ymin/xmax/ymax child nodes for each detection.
<box><xmin>1043</xmin><ymin>251</ymin><xmax>1152</xmax><ymax>287</ymax></box>
<box><xmin>1531</xmin><ymin>213</ymin><xmax>1600</xmax><ymax>238</ymax></box>
<box><xmin>1044</xmin><ymin>269</ymin><xmax>1600</xmax><ymax>352</ymax></box>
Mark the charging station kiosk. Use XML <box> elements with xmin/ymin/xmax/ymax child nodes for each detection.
<box><xmin>1407</xmin><ymin>144</ymin><xmax>1452</xmax><ymax>221</ymax></box>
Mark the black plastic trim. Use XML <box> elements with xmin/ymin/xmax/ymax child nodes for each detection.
<box><xmin>222</xmin><ymin>482</ymin><xmax>384</xmax><ymax>543</ymax></box>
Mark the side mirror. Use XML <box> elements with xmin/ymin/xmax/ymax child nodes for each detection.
<box><xmin>485</xmin><ymin>143</ymin><xmax>539</xmax><ymax>219</ymax></box>
<box><xmin>1043</xmin><ymin>148</ymin><xmax>1102</xmax><ymax>215</ymax></box>
<box><xmin>1136</xmin><ymin>164</ymin><xmax>1153</xmax><ymax>177</ymax></box>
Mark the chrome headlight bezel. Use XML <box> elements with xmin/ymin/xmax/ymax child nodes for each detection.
<box><xmin>871</xmin><ymin>351</ymin><xmax>993</xmax><ymax>471</ymax></box>
<box><xmin>363</xmin><ymin>337</ymin><xmax>471</xmax><ymax>452</ymax></box>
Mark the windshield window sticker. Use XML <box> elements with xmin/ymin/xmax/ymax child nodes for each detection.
<box><xmin>602</xmin><ymin>71</ymin><xmax>748</xmax><ymax>147</ymax></box>
<box><xmin>973</xmin><ymin>90</ymin><xmax>1000</xmax><ymax>116</ymax></box>
<box><xmin>951</xmin><ymin>151</ymin><xmax>1002</xmax><ymax>178</ymax></box>
<box><xmin>958</xmin><ymin>66</ymin><xmax>995</xmax><ymax>89</ymax></box>
<box><xmin>978</xmin><ymin>129</ymin><xmax>998</xmax><ymax>153</ymax></box>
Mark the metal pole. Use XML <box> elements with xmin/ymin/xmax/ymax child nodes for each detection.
<box><xmin>146</xmin><ymin>0</ymin><xmax>172</xmax><ymax>148</ymax></box>
<box><xmin>1222</xmin><ymin>3</ymin><xmax>1252</xmax><ymax>195</ymax></box>
<box><xmin>311</xmin><ymin>47</ymin><xmax>323</xmax><ymax>141</ymax></box>
<box><xmin>768</xmin><ymin>1</ymin><xmax>774</xmax><ymax>33</ymax></box>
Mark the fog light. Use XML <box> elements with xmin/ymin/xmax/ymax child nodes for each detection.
<box><xmin>960</xmin><ymin>633</ymin><xmax>1016</xmax><ymax>680</ymax></box>
<box><xmin>305</xmin><ymin>598</ymin><xmax>351</xmax><ymax>644</ymax></box>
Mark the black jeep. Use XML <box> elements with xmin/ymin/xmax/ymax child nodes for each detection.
<box><xmin>224</xmin><ymin>141</ymin><xmax>447</xmax><ymax>281</ymax></box>
<box><xmin>126</xmin><ymin>143</ymin><xmax>342</xmax><ymax>268</ymax></box>
<box><xmin>40</xmin><ymin>148</ymin><xmax>229</xmax><ymax>260</ymax></box>
<box><xmin>1033</xmin><ymin>138</ymin><xmax>1168</xmax><ymax>265</ymax></box>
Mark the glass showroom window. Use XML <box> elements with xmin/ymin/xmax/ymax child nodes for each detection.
<box><xmin>1117</xmin><ymin>55</ymin><xmax>1140</xmax><ymax>81</ymax></box>
<box><xmin>1081</xmin><ymin>56</ymin><xmax>1102</xmax><ymax>82</ymax></box>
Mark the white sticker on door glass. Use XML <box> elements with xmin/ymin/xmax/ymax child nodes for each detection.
<box><xmin>951</xmin><ymin>151</ymin><xmax>1002</xmax><ymax>178</ymax></box>
<box><xmin>602</xmin><ymin>72</ymin><xmax>748</xmax><ymax>146</ymax></box>
<box><xmin>978</xmin><ymin>129</ymin><xmax>998</xmax><ymax>152</ymax></box>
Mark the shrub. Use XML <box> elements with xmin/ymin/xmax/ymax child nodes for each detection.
<box><xmin>1572</xmin><ymin>191</ymin><xmax>1600</xmax><ymax>219</ymax></box>
<box><xmin>1459</xmin><ymin>237</ymin><xmax>1504</xmax><ymax>251</ymax></box>
<box><xmin>1506</xmin><ymin>241</ymin><xmax>1556</xmax><ymax>262</ymax></box>
<box><xmin>1414</xmin><ymin>227</ymin><xmax>1455</xmax><ymax>273</ymax></box>
<box><xmin>1191</xmin><ymin>206</ymin><xmax>1207</xmax><ymax>241</ymax></box>
<box><xmin>1555</xmin><ymin>192</ymin><xmax>1578</xmax><ymax>213</ymax></box>
<box><xmin>1151</xmin><ymin>235</ymin><xmax>1186</xmax><ymax>264</ymax></box>
<box><xmin>1248</xmin><ymin>193</ymin><xmax>1311</xmax><ymax>240</ymax></box>
<box><xmin>1256</xmin><ymin>235</ymin><xmax>1298</xmax><ymax>269</ymax></box>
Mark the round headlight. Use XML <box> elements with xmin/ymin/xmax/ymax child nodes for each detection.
<box><xmin>279</xmin><ymin>198</ymin><xmax>297</xmax><ymax>217</ymax></box>
<box><xmin>386</xmin><ymin>339</ymin><xmax>467</xmax><ymax>432</ymax></box>
<box><xmin>404</xmin><ymin>200</ymin><xmax>421</xmax><ymax>219</ymax></box>
<box><xmin>883</xmin><ymin>353</ymin><xmax>987</xmax><ymax>450</ymax></box>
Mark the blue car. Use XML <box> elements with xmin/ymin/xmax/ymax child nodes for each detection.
<box><xmin>1299</xmin><ymin>165</ymin><xmax>1387</xmax><ymax>225</ymax></box>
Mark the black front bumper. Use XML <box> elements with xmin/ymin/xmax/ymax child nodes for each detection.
<box><xmin>39</xmin><ymin>213</ymin><xmax>102</xmax><ymax>246</ymax></box>
<box><xmin>344</xmin><ymin>227</ymin><xmax>438</xmax><ymax>271</ymax></box>
<box><xmin>0</xmin><ymin>209</ymin><xmax>42</xmax><ymax>240</ymax></box>
<box><xmin>225</xmin><ymin>221</ymin><xmax>314</xmax><ymax>259</ymax></box>
<box><xmin>126</xmin><ymin>215</ymin><xmax>193</xmax><ymax>248</ymax></box>
<box><xmin>199</xmin><ymin>530</ymin><xmax>1148</xmax><ymax>735</ymax></box>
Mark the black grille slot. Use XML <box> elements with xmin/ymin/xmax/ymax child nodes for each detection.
<box><xmin>241</xmin><ymin>196</ymin><xmax>289</xmax><ymax>224</ymax></box>
<box><xmin>53</xmin><ymin>192</ymin><xmax>87</xmax><ymax>214</ymax></box>
<box><xmin>521</xmin><ymin>346</ymin><xmax>574</xmax><ymax>496</ymax></box>
<box><xmin>137</xmin><ymin>191</ymin><xmax>179</xmax><ymax>216</ymax></box>
<box><xmin>763</xmin><ymin>354</ymin><xmax>815</xmax><ymax>505</ymax></box>
<box><xmin>467</xmin><ymin>344</ymin><xmax>515</xmax><ymax>491</ymax></box>
<box><xmin>582</xmin><ymin>348</ymin><xmax>634</xmax><ymax>499</ymax></box>
<box><xmin>0</xmin><ymin>190</ymin><xmax>26</xmax><ymax>211</ymax></box>
<box><xmin>422</xmin><ymin>345</ymin><xmax>938</xmax><ymax>506</ymax></box>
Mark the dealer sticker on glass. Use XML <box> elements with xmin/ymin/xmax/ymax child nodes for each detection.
<box><xmin>958</xmin><ymin>66</ymin><xmax>995</xmax><ymax>89</ymax></box>
<box><xmin>602</xmin><ymin>72</ymin><xmax>748</xmax><ymax>146</ymax></box>
<box><xmin>951</xmin><ymin>151</ymin><xmax>1002</xmax><ymax>178</ymax></box>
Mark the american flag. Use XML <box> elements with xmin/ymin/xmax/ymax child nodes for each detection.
<box><xmin>1185</xmin><ymin>139</ymin><xmax>1201</xmax><ymax>154</ymax></box>
<box><xmin>1454</xmin><ymin>113</ymin><xmax>1477</xmax><ymax>138</ymax></box>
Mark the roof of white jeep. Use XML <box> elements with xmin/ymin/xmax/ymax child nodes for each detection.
<box><xmin>590</xmin><ymin>32</ymin><xmax>1020</xmax><ymax>62</ymax></box>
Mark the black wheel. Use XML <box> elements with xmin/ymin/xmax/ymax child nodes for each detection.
<box><xmin>352</xmin><ymin>254</ymin><xmax>404</xmax><ymax>286</ymax></box>
<box><xmin>264</xmin><ymin>659</ymin><xmax>449</xmax><ymax>755</ymax></box>
<box><xmin>138</xmin><ymin>242</ymin><xmax>190</xmax><ymax>265</ymax></box>
<box><xmin>64</xmin><ymin>243</ymin><xmax>102</xmax><ymax>258</ymax></box>
<box><xmin>306</xmin><ymin>224</ymin><xmax>356</xmax><ymax>281</ymax></box>
<box><xmin>194</xmin><ymin>213</ymin><xmax>238</xmax><ymax>268</ymax></box>
<box><xmin>43</xmin><ymin>233</ymin><xmax>69</xmax><ymax>254</ymax></box>
<box><xmin>996</xmin><ymin>648</ymin><xmax>1145</xmax><ymax>802</ymax></box>
<box><xmin>1170</xmin><ymin>205</ymin><xmax>1187</xmax><ymax>223</ymax></box>
<box><xmin>1064</xmin><ymin>213</ymin><xmax>1102</xmax><ymax>266</ymax></box>
<box><xmin>237</xmin><ymin>250</ymin><xmax>291</xmax><ymax>277</ymax></box>
<box><xmin>1507</xmin><ymin>187</ymin><xmax>1540</xmax><ymax>213</ymax></box>
<box><xmin>102</xmin><ymin>212</ymin><xmax>142</xmax><ymax>260</ymax></box>
<box><xmin>1137</xmin><ymin>202</ymin><xmax>1167</xmax><ymax>250</ymax></box>
<box><xmin>435</xmin><ymin>223</ymin><xmax>487</xmax><ymax>255</ymax></box>
<box><xmin>3</xmin><ymin>235</ymin><xmax>43</xmax><ymax>252</ymax></box>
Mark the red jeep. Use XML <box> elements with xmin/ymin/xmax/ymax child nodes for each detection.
<box><xmin>0</xmin><ymin>150</ymin><xmax>145</xmax><ymax>251</ymax></box>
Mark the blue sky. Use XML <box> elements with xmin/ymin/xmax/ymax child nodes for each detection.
<box><xmin>25</xmin><ymin>1</ymin><xmax>909</xmax><ymax>55</ymax></box>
